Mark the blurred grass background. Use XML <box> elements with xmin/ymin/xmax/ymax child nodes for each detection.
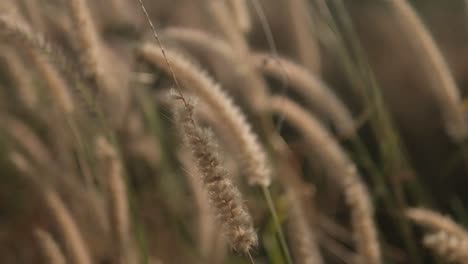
<box><xmin>2</xmin><ymin>0</ymin><xmax>468</xmax><ymax>263</ymax></box>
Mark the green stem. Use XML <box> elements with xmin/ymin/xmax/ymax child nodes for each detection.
<box><xmin>351</xmin><ymin>136</ymin><xmax>387</xmax><ymax>198</ymax></box>
<box><xmin>262</xmin><ymin>186</ymin><xmax>293</xmax><ymax>264</ymax></box>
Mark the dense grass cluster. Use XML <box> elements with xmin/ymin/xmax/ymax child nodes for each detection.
<box><xmin>2</xmin><ymin>0</ymin><xmax>468</xmax><ymax>263</ymax></box>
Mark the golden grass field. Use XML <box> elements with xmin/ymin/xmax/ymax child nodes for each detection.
<box><xmin>2</xmin><ymin>0</ymin><xmax>468</xmax><ymax>263</ymax></box>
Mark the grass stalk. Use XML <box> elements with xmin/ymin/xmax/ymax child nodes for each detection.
<box><xmin>262</xmin><ymin>186</ymin><xmax>293</xmax><ymax>264</ymax></box>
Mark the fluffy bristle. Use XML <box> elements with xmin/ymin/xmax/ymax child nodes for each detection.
<box><xmin>174</xmin><ymin>98</ymin><xmax>257</xmax><ymax>253</ymax></box>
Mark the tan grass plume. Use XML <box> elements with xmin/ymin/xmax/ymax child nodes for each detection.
<box><xmin>163</xmin><ymin>27</ymin><xmax>235</xmax><ymax>66</ymax></box>
<box><xmin>387</xmin><ymin>0</ymin><xmax>467</xmax><ymax>140</ymax></box>
<box><xmin>227</xmin><ymin>0</ymin><xmax>251</xmax><ymax>34</ymax></box>
<box><xmin>138</xmin><ymin>44</ymin><xmax>271</xmax><ymax>187</ymax></box>
<box><xmin>34</xmin><ymin>229</ymin><xmax>67</xmax><ymax>264</ymax></box>
<box><xmin>163</xmin><ymin>27</ymin><xmax>270</xmax><ymax>114</ymax></box>
<box><xmin>288</xmin><ymin>0</ymin><xmax>321</xmax><ymax>73</ymax></box>
<box><xmin>96</xmin><ymin>137</ymin><xmax>134</xmax><ymax>263</ymax></box>
<box><xmin>179</xmin><ymin>150</ymin><xmax>224</xmax><ymax>258</ymax></box>
<box><xmin>206</xmin><ymin>1</ymin><xmax>270</xmax><ymax>113</ymax></box>
<box><xmin>0</xmin><ymin>13</ymin><xmax>85</xmax><ymax>97</ymax></box>
<box><xmin>20</xmin><ymin>0</ymin><xmax>46</xmax><ymax>32</ymax></box>
<box><xmin>44</xmin><ymin>189</ymin><xmax>92</xmax><ymax>264</ymax></box>
<box><xmin>286</xmin><ymin>190</ymin><xmax>324</xmax><ymax>264</ymax></box>
<box><xmin>253</xmin><ymin>52</ymin><xmax>355</xmax><ymax>138</ymax></box>
<box><xmin>174</xmin><ymin>97</ymin><xmax>258</xmax><ymax>253</ymax></box>
<box><xmin>406</xmin><ymin>208</ymin><xmax>468</xmax><ymax>236</ymax></box>
<box><xmin>207</xmin><ymin>0</ymin><xmax>249</xmax><ymax>54</ymax></box>
<box><xmin>0</xmin><ymin>14</ymin><xmax>59</xmax><ymax>69</ymax></box>
<box><xmin>1</xmin><ymin>50</ymin><xmax>38</xmax><ymax>109</ymax></box>
<box><xmin>5</xmin><ymin>117</ymin><xmax>53</xmax><ymax>167</ymax></box>
<box><xmin>66</xmin><ymin>0</ymin><xmax>108</xmax><ymax>88</ymax></box>
<box><xmin>29</xmin><ymin>49</ymin><xmax>75</xmax><ymax>113</ymax></box>
<box><xmin>407</xmin><ymin>208</ymin><xmax>468</xmax><ymax>263</ymax></box>
<box><xmin>423</xmin><ymin>231</ymin><xmax>468</xmax><ymax>264</ymax></box>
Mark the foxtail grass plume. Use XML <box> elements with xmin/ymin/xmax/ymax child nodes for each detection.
<box><xmin>20</xmin><ymin>0</ymin><xmax>46</xmax><ymax>32</ymax></box>
<box><xmin>138</xmin><ymin>44</ymin><xmax>271</xmax><ymax>187</ymax></box>
<box><xmin>387</xmin><ymin>0</ymin><xmax>467</xmax><ymax>141</ymax></box>
<box><xmin>34</xmin><ymin>229</ymin><xmax>67</xmax><ymax>264</ymax></box>
<box><xmin>0</xmin><ymin>13</ymin><xmax>88</xmax><ymax>103</ymax></box>
<box><xmin>179</xmin><ymin>151</ymin><xmax>222</xmax><ymax>257</ymax></box>
<box><xmin>286</xmin><ymin>190</ymin><xmax>324</xmax><ymax>264</ymax></box>
<box><xmin>96</xmin><ymin>137</ymin><xmax>134</xmax><ymax>263</ymax></box>
<box><xmin>28</xmin><ymin>49</ymin><xmax>75</xmax><ymax>113</ymax></box>
<box><xmin>164</xmin><ymin>27</ymin><xmax>271</xmax><ymax>115</ymax></box>
<box><xmin>163</xmin><ymin>27</ymin><xmax>235</xmax><ymax>67</ymax></box>
<box><xmin>0</xmin><ymin>14</ymin><xmax>60</xmax><ymax>69</ymax></box>
<box><xmin>174</xmin><ymin>97</ymin><xmax>258</xmax><ymax>253</ymax></box>
<box><xmin>228</xmin><ymin>0</ymin><xmax>251</xmax><ymax>34</ymax></box>
<box><xmin>270</xmin><ymin>96</ymin><xmax>381</xmax><ymax>264</ymax></box>
<box><xmin>44</xmin><ymin>190</ymin><xmax>92</xmax><ymax>264</ymax></box>
<box><xmin>407</xmin><ymin>208</ymin><xmax>468</xmax><ymax>263</ymax></box>
<box><xmin>208</xmin><ymin>0</ymin><xmax>249</xmax><ymax>54</ymax></box>
<box><xmin>254</xmin><ymin>52</ymin><xmax>355</xmax><ymax>138</ymax></box>
<box><xmin>423</xmin><ymin>231</ymin><xmax>468</xmax><ymax>264</ymax></box>
<box><xmin>207</xmin><ymin>0</ymin><xmax>270</xmax><ymax>113</ymax></box>
<box><xmin>288</xmin><ymin>0</ymin><xmax>321</xmax><ymax>73</ymax></box>
<box><xmin>2</xmin><ymin>50</ymin><xmax>38</xmax><ymax>109</ymax></box>
<box><xmin>406</xmin><ymin>208</ymin><xmax>468</xmax><ymax>236</ymax></box>
<box><xmin>66</xmin><ymin>0</ymin><xmax>106</xmax><ymax>87</ymax></box>
<box><xmin>5</xmin><ymin>117</ymin><xmax>53</xmax><ymax>166</ymax></box>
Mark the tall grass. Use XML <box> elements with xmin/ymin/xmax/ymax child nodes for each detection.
<box><xmin>1</xmin><ymin>1</ymin><xmax>468</xmax><ymax>264</ymax></box>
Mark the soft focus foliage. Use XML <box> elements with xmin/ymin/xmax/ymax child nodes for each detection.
<box><xmin>3</xmin><ymin>1</ymin><xmax>468</xmax><ymax>263</ymax></box>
